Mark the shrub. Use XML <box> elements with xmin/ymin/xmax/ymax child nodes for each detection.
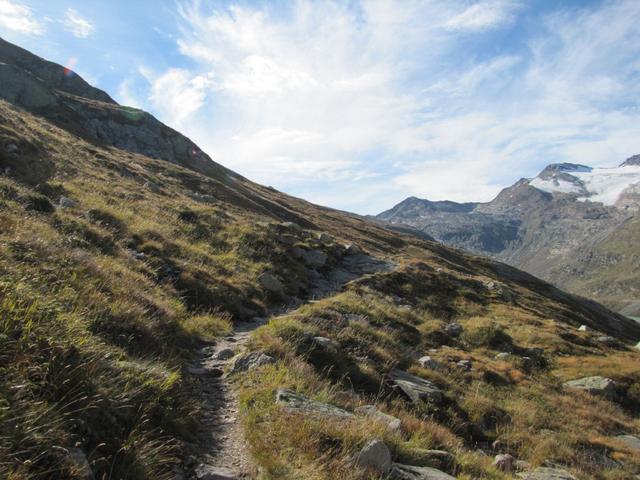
<box><xmin>463</xmin><ymin>323</ymin><xmax>512</xmax><ymax>349</ymax></box>
<box><xmin>23</xmin><ymin>193</ymin><xmax>54</xmax><ymax>213</ymax></box>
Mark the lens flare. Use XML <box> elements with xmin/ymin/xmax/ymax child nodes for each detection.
<box><xmin>63</xmin><ymin>57</ymin><xmax>78</xmax><ymax>77</ymax></box>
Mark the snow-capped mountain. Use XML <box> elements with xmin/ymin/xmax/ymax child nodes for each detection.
<box><xmin>377</xmin><ymin>155</ymin><xmax>640</xmax><ymax>316</ymax></box>
<box><xmin>528</xmin><ymin>162</ymin><xmax>640</xmax><ymax>208</ymax></box>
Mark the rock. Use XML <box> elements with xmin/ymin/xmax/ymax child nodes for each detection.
<box><xmin>300</xmin><ymin>249</ymin><xmax>328</xmax><ymax>268</ymax></box>
<box><xmin>517</xmin><ymin>466</ymin><xmax>577</xmax><ymax>479</ymax></box>
<box><xmin>411</xmin><ymin>450</ymin><xmax>455</xmax><ymax>471</ymax></box>
<box><xmin>483</xmin><ymin>370</ymin><xmax>509</xmax><ymax>386</ymax></box>
<box><xmin>144</xmin><ymin>180</ymin><xmax>160</xmax><ymax>193</ymax></box>
<box><xmin>390</xmin><ymin>463</ymin><xmax>456</xmax><ymax>480</ymax></box>
<box><xmin>275</xmin><ymin>388</ymin><xmax>354</xmax><ymax>419</ymax></box>
<box><xmin>277</xmin><ymin>234</ymin><xmax>296</xmax><ymax>245</ymax></box>
<box><xmin>281</xmin><ymin>221</ymin><xmax>302</xmax><ymax>232</ymax></box>
<box><xmin>5</xmin><ymin>143</ymin><xmax>18</xmax><ymax>154</ymax></box>
<box><xmin>353</xmin><ymin>439</ymin><xmax>392</xmax><ymax>474</ymax></box>
<box><xmin>597</xmin><ymin>335</ymin><xmax>618</xmax><ymax>346</ymax></box>
<box><xmin>493</xmin><ymin>453</ymin><xmax>514</xmax><ymax>472</ymax></box>
<box><xmin>344</xmin><ymin>243</ymin><xmax>361</xmax><ymax>255</ymax></box>
<box><xmin>312</xmin><ymin>336</ymin><xmax>338</xmax><ymax>353</ymax></box>
<box><xmin>58</xmin><ymin>196</ymin><xmax>76</xmax><ymax>209</ymax></box>
<box><xmin>317</xmin><ymin>232</ymin><xmax>332</xmax><ymax>243</ymax></box>
<box><xmin>194</xmin><ymin>464</ymin><xmax>237</xmax><ymax>480</ymax></box>
<box><xmin>67</xmin><ymin>448</ymin><xmax>94</xmax><ymax>480</ymax></box>
<box><xmin>418</xmin><ymin>356</ymin><xmax>440</xmax><ymax>370</ymax></box>
<box><xmin>214</xmin><ymin>348</ymin><xmax>235</xmax><ymax>360</ymax></box>
<box><xmin>514</xmin><ymin>460</ymin><xmax>531</xmax><ymax>472</ymax></box>
<box><xmin>444</xmin><ymin>323</ymin><xmax>463</xmax><ymax>337</ymax></box>
<box><xmin>615</xmin><ymin>434</ymin><xmax>640</xmax><ymax>452</ymax></box>
<box><xmin>457</xmin><ymin>360</ymin><xmax>472</xmax><ymax>371</ymax></box>
<box><xmin>257</xmin><ymin>272</ymin><xmax>285</xmax><ymax>296</ymax></box>
<box><xmin>389</xmin><ymin>369</ymin><xmax>443</xmax><ymax>405</ymax></box>
<box><xmin>495</xmin><ymin>352</ymin><xmax>511</xmax><ymax>360</ymax></box>
<box><xmin>635</xmin><ymin>341</ymin><xmax>640</xmax><ymax>350</ymax></box>
<box><xmin>577</xmin><ymin>325</ymin><xmax>588</xmax><ymax>331</ymax></box>
<box><xmin>227</xmin><ymin>351</ymin><xmax>275</xmax><ymax>375</ymax></box>
<box><xmin>563</xmin><ymin>376</ymin><xmax>616</xmax><ymax>397</ymax></box>
<box><xmin>354</xmin><ymin>405</ymin><xmax>402</xmax><ymax>432</ymax></box>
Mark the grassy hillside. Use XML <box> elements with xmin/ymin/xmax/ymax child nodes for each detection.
<box><xmin>2</xmin><ymin>85</ymin><xmax>640</xmax><ymax>480</ymax></box>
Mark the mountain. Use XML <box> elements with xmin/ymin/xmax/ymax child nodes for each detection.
<box><xmin>3</xmin><ymin>37</ymin><xmax>640</xmax><ymax>480</ymax></box>
<box><xmin>378</xmin><ymin>159</ymin><xmax>640</xmax><ymax>316</ymax></box>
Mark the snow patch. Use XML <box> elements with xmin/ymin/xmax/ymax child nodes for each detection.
<box><xmin>529</xmin><ymin>164</ymin><xmax>640</xmax><ymax>206</ymax></box>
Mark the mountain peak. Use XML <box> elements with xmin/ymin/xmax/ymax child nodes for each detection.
<box><xmin>621</xmin><ymin>154</ymin><xmax>640</xmax><ymax>167</ymax></box>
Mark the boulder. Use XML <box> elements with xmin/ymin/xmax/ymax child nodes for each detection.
<box><xmin>317</xmin><ymin>232</ymin><xmax>332</xmax><ymax>243</ymax></box>
<box><xmin>344</xmin><ymin>243</ymin><xmax>361</xmax><ymax>255</ymax></box>
<box><xmin>517</xmin><ymin>467</ymin><xmax>577</xmax><ymax>480</ymax></box>
<box><xmin>495</xmin><ymin>352</ymin><xmax>511</xmax><ymax>360</ymax></box>
<box><xmin>227</xmin><ymin>351</ymin><xmax>275</xmax><ymax>375</ymax></box>
<box><xmin>281</xmin><ymin>221</ymin><xmax>302</xmax><ymax>232</ymax></box>
<box><xmin>597</xmin><ymin>335</ymin><xmax>618</xmax><ymax>346</ymax></box>
<box><xmin>354</xmin><ymin>405</ymin><xmax>402</xmax><ymax>432</ymax></box>
<box><xmin>59</xmin><ymin>196</ymin><xmax>77</xmax><ymax>209</ymax></box>
<box><xmin>257</xmin><ymin>272</ymin><xmax>285</xmax><ymax>296</ymax></box>
<box><xmin>635</xmin><ymin>341</ymin><xmax>640</xmax><ymax>350</ymax></box>
<box><xmin>275</xmin><ymin>388</ymin><xmax>354</xmax><ymax>419</ymax></box>
<box><xmin>390</xmin><ymin>463</ymin><xmax>456</xmax><ymax>480</ymax></box>
<box><xmin>300</xmin><ymin>249</ymin><xmax>328</xmax><ymax>268</ymax></box>
<box><xmin>418</xmin><ymin>356</ymin><xmax>440</xmax><ymax>370</ymax></box>
<box><xmin>214</xmin><ymin>348</ymin><xmax>235</xmax><ymax>360</ymax></box>
<box><xmin>444</xmin><ymin>323</ymin><xmax>463</xmax><ymax>337</ymax></box>
<box><xmin>577</xmin><ymin>325</ymin><xmax>588</xmax><ymax>332</ymax></box>
<box><xmin>389</xmin><ymin>369</ymin><xmax>443</xmax><ymax>405</ymax></box>
<box><xmin>563</xmin><ymin>376</ymin><xmax>615</xmax><ymax>398</ymax></box>
<box><xmin>408</xmin><ymin>450</ymin><xmax>455</xmax><ymax>472</ymax></box>
<box><xmin>353</xmin><ymin>439</ymin><xmax>392</xmax><ymax>474</ymax></box>
<box><xmin>194</xmin><ymin>464</ymin><xmax>237</xmax><ymax>480</ymax></box>
<box><xmin>493</xmin><ymin>453</ymin><xmax>514</xmax><ymax>472</ymax></box>
<box><xmin>143</xmin><ymin>180</ymin><xmax>160</xmax><ymax>193</ymax></box>
<box><xmin>312</xmin><ymin>336</ymin><xmax>338</xmax><ymax>353</ymax></box>
<box><xmin>615</xmin><ymin>434</ymin><xmax>640</xmax><ymax>452</ymax></box>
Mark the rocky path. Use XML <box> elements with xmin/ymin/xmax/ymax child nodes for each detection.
<box><xmin>186</xmin><ymin>252</ymin><xmax>395</xmax><ymax>480</ymax></box>
<box><xmin>187</xmin><ymin>319</ymin><xmax>265</xmax><ymax>479</ymax></box>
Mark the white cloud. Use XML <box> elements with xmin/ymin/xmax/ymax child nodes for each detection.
<box><xmin>0</xmin><ymin>0</ymin><xmax>44</xmax><ymax>35</ymax></box>
<box><xmin>137</xmin><ymin>0</ymin><xmax>640</xmax><ymax>214</ymax></box>
<box><xmin>64</xmin><ymin>8</ymin><xmax>94</xmax><ymax>38</ymax></box>
<box><xmin>445</xmin><ymin>0</ymin><xmax>521</xmax><ymax>31</ymax></box>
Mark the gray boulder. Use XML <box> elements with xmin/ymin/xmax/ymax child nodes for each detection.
<box><xmin>389</xmin><ymin>369</ymin><xmax>443</xmax><ymax>405</ymax></box>
<box><xmin>300</xmin><ymin>249</ymin><xmax>328</xmax><ymax>268</ymax></box>
<box><xmin>495</xmin><ymin>352</ymin><xmax>511</xmax><ymax>360</ymax></box>
<box><xmin>615</xmin><ymin>434</ymin><xmax>640</xmax><ymax>452</ymax></box>
<box><xmin>317</xmin><ymin>232</ymin><xmax>332</xmax><ymax>243</ymax></box>
<box><xmin>563</xmin><ymin>376</ymin><xmax>615</xmax><ymax>397</ymax></box>
<box><xmin>390</xmin><ymin>463</ymin><xmax>456</xmax><ymax>480</ymax></box>
<box><xmin>418</xmin><ymin>356</ymin><xmax>439</xmax><ymax>370</ymax></box>
<box><xmin>457</xmin><ymin>360</ymin><xmax>472</xmax><ymax>371</ymax></box>
<box><xmin>577</xmin><ymin>325</ymin><xmax>588</xmax><ymax>332</ymax></box>
<box><xmin>517</xmin><ymin>467</ymin><xmax>577</xmax><ymax>480</ymax></box>
<box><xmin>354</xmin><ymin>405</ymin><xmax>402</xmax><ymax>432</ymax></box>
<box><xmin>281</xmin><ymin>221</ymin><xmax>302</xmax><ymax>232</ymax></box>
<box><xmin>194</xmin><ymin>464</ymin><xmax>237</xmax><ymax>480</ymax></box>
<box><xmin>493</xmin><ymin>453</ymin><xmax>514</xmax><ymax>472</ymax></box>
<box><xmin>59</xmin><ymin>196</ymin><xmax>77</xmax><ymax>209</ymax></box>
<box><xmin>344</xmin><ymin>243</ymin><xmax>362</xmax><ymax>255</ymax></box>
<box><xmin>312</xmin><ymin>336</ymin><xmax>338</xmax><ymax>353</ymax></box>
<box><xmin>597</xmin><ymin>335</ymin><xmax>618</xmax><ymax>346</ymax></box>
<box><xmin>353</xmin><ymin>439</ymin><xmax>392</xmax><ymax>474</ymax></box>
<box><xmin>214</xmin><ymin>348</ymin><xmax>235</xmax><ymax>360</ymax></box>
<box><xmin>258</xmin><ymin>272</ymin><xmax>285</xmax><ymax>296</ymax></box>
<box><xmin>275</xmin><ymin>388</ymin><xmax>354</xmax><ymax>419</ymax></box>
<box><xmin>444</xmin><ymin>323</ymin><xmax>463</xmax><ymax>337</ymax></box>
<box><xmin>143</xmin><ymin>180</ymin><xmax>160</xmax><ymax>193</ymax></box>
<box><xmin>227</xmin><ymin>351</ymin><xmax>275</xmax><ymax>375</ymax></box>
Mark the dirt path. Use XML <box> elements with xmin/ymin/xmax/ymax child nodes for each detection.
<box><xmin>187</xmin><ymin>253</ymin><xmax>396</xmax><ymax>479</ymax></box>
<box><xmin>187</xmin><ymin>319</ymin><xmax>265</xmax><ymax>479</ymax></box>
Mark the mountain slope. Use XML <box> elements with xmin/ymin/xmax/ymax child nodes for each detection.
<box><xmin>378</xmin><ymin>160</ymin><xmax>640</xmax><ymax>316</ymax></box>
<box><xmin>2</xmin><ymin>37</ymin><xmax>640</xmax><ymax>480</ymax></box>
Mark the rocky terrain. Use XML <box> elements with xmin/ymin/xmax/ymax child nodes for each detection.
<box><xmin>2</xmin><ymin>37</ymin><xmax>640</xmax><ymax>480</ymax></box>
<box><xmin>378</xmin><ymin>161</ymin><xmax>640</xmax><ymax>317</ymax></box>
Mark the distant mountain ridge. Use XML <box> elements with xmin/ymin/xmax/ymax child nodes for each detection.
<box><xmin>378</xmin><ymin>156</ymin><xmax>640</xmax><ymax>315</ymax></box>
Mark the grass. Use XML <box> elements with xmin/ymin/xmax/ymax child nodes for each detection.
<box><xmin>2</xmin><ymin>96</ymin><xmax>640</xmax><ymax>480</ymax></box>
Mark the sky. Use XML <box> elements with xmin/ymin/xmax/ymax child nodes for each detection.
<box><xmin>1</xmin><ymin>0</ymin><xmax>639</xmax><ymax>214</ymax></box>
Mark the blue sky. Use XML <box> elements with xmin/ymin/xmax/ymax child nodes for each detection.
<box><xmin>1</xmin><ymin>0</ymin><xmax>639</xmax><ymax>214</ymax></box>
